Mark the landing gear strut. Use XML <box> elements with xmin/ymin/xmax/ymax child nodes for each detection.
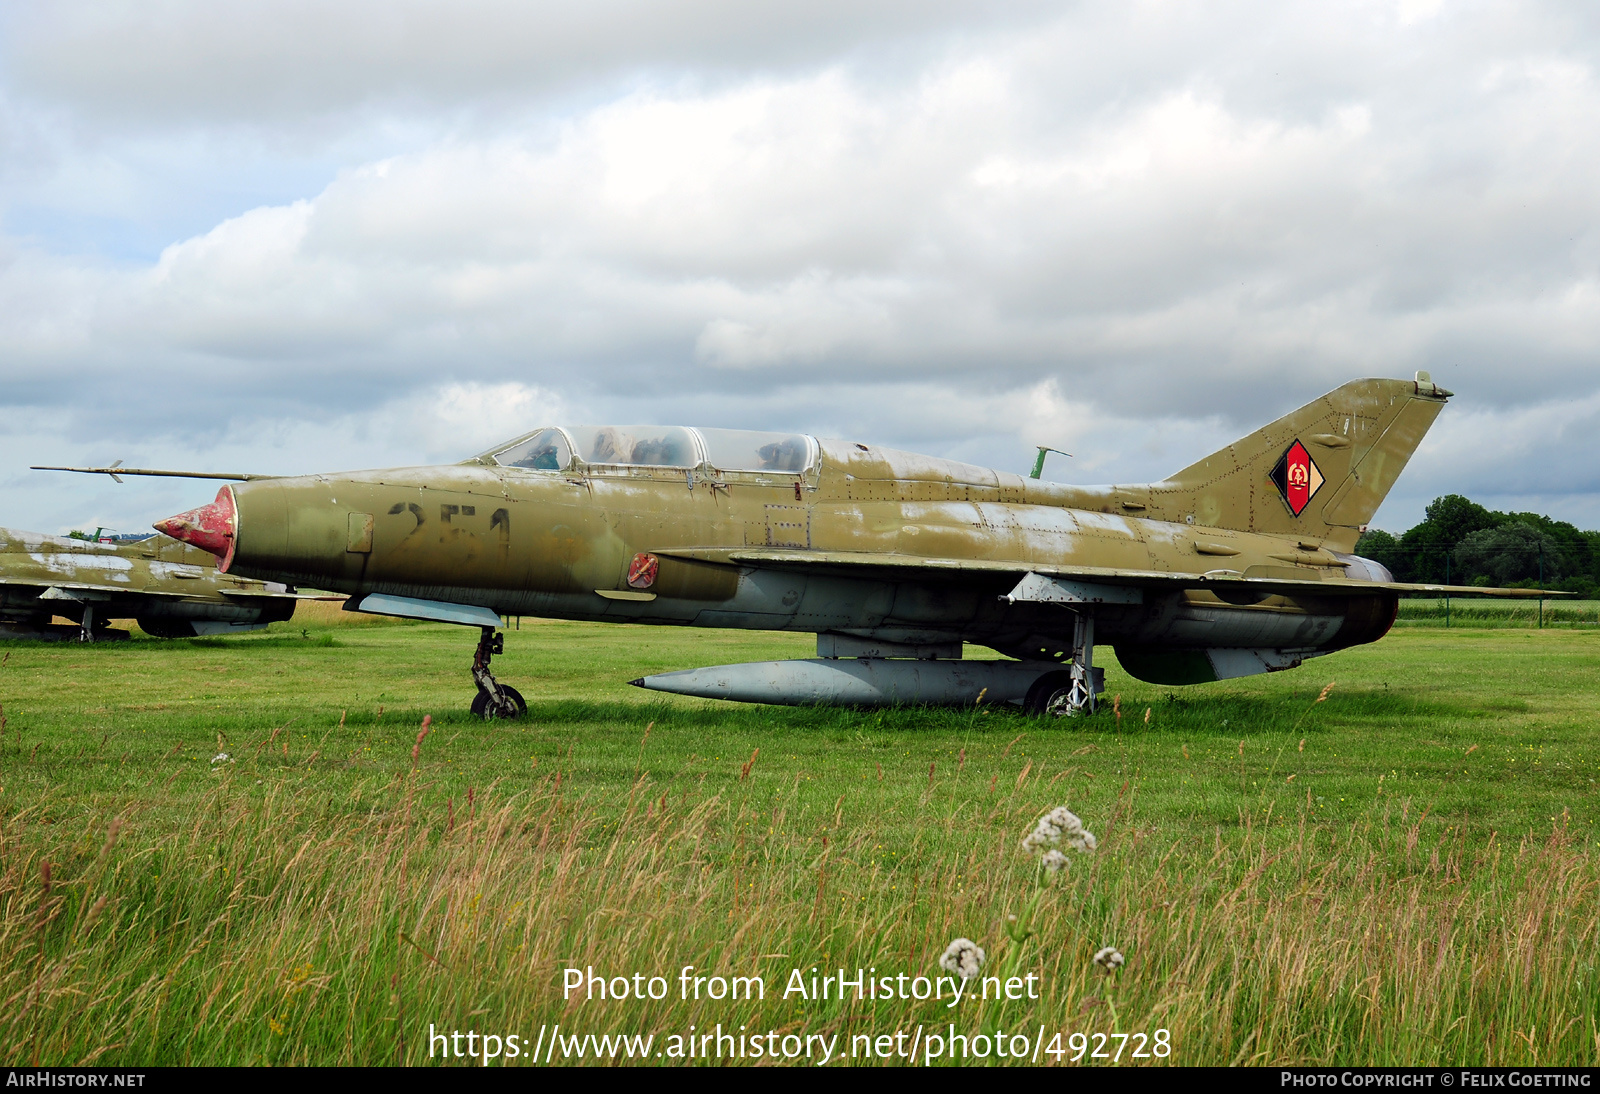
<box><xmin>469</xmin><ymin>626</ymin><xmax>526</xmax><ymax>720</ymax></box>
<box><xmin>1024</xmin><ymin>612</ymin><xmax>1105</xmax><ymax>717</ymax></box>
<box><xmin>78</xmin><ymin>605</ymin><xmax>96</xmax><ymax>644</ymax></box>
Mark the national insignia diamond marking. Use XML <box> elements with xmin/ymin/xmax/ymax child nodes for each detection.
<box><xmin>627</xmin><ymin>552</ymin><xmax>660</xmax><ymax>590</ymax></box>
<box><xmin>1269</xmin><ymin>439</ymin><xmax>1324</xmax><ymax>517</ymax></box>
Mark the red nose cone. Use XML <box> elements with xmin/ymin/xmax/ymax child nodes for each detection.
<box><xmin>154</xmin><ymin>486</ymin><xmax>237</xmax><ymax>571</ymax></box>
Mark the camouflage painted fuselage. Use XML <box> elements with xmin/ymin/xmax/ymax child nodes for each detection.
<box><xmin>213</xmin><ymin>392</ymin><xmax>1423</xmax><ymax>678</ymax></box>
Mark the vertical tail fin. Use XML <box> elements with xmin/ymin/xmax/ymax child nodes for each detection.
<box><xmin>1141</xmin><ymin>375</ymin><xmax>1451</xmax><ymax>552</ymax></box>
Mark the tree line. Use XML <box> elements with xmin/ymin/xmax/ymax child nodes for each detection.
<box><xmin>1356</xmin><ymin>495</ymin><xmax>1600</xmax><ymax>596</ymax></box>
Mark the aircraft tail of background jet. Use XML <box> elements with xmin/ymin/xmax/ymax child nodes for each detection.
<box><xmin>1137</xmin><ymin>374</ymin><xmax>1452</xmax><ymax>552</ymax></box>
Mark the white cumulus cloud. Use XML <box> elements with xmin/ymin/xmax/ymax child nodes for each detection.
<box><xmin>0</xmin><ymin>0</ymin><xmax>1598</xmax><ymax>535</ymax></box>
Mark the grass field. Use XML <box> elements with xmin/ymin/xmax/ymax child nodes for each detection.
<box><xmin>1</xmin><ymin>604</ymin><xmax>1597</xmax><ymax>1067</ymax></box>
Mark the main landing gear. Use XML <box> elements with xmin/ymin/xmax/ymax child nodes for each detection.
<box><xmin>1023</xmin><ymin>612</ymin><xmax>1105</xmax><ymax>718</ymax></box>
<box><xmin>76</xmin><ymin>605</ymin><xmax>123</xmax><ymax>643</ymax></box>
<box><xmin>469</xmin><ymin>626</ymin><xmax>526</xmax><ymax>720</ymax></box>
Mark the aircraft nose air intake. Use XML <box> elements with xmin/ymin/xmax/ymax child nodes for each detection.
<box><xmin>153</xmin><ymin>487</ymin><xmax>237</xmax><ymax>571</ymax></box>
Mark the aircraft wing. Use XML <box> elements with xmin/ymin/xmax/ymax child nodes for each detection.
<box><xmin>653</xmin><ymin>548</ymin><xmax>1563</xmax><ymax>600</ymax></box>
<box><xmin>219</xmin><ymin>589</ymin><xmax>344</xmax><ymax>600</ymax></box>
<box><xmin>0</xmin><ymin>576</ymin><xmax>328</xmax><ymax>600</ymax></box>
<box><xmin>0</xmin><ymin>577</ymin><xmax>194</xmax><ymax>600</ymax></box>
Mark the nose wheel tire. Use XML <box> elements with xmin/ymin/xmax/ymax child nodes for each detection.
<box><xmin>469</xmin><ymin>625</ymin><xmax>526</xmax><ymax>720</ymax></box>
<box><xmin>471</xmin><ymin>685</ymin><xmax>526</xmax><ymax>720</ymax></box>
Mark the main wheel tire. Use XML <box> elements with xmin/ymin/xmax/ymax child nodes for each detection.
<box><xmin>1024</xmin><ymin>671</ymin><xmax>1073</xmax><ymax>717</ymax></box>
<box><xmin>471</xmin><ymin>685</ymin><xmax>527</xmax><ymax>720</ymax></box>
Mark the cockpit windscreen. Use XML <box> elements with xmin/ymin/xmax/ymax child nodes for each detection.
<box><xmin>566</xmin><ymin>426</ymin><xmax>698</xmax><ymax>468</ymax></box>
<box><xmin>490</xmin><ymin>426</ymin><xmax>816</xmax><ymax>474</ymax></box>
<box><xmin>492</xmin><ymin>428</ymin><xmax>572</xmax><ymax>470</ymax></box>
<box><xmin>697</xmin><ymin>429</ymin><xmax>812</xmax><ymax>472</ymax></box>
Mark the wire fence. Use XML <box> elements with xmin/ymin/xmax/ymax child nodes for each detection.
<box><xmin>1394</xmin><ymin>599</ymin><xmax>1600</xmax><ymax>629</ymax></box>
<box><xmin>1355</xmin><ymin>540</ymin><xmax>1600</xmax><ymax>628</ymax></box>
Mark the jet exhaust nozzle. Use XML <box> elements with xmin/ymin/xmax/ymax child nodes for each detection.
<box><xmin>154</xmin><ymin>486</ymin><xmax>237</xmax><ymax>571</ymax></box>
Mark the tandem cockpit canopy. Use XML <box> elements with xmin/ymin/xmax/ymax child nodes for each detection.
<box><xmin>487</xmin><ymin>426</ymin><xmax>817</xmax><ymax>475</ymax></box>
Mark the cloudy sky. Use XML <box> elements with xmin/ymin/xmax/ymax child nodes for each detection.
<box><xmin>3</xmin><ymin>0</ymin><xmax>1598</xmax><ymax>536</ymax></box>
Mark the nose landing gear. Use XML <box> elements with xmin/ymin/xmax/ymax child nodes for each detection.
<box><xmin>470</xmin><ymin>626</ymin><xmax>526</xmax><ymax>720</ymax></box>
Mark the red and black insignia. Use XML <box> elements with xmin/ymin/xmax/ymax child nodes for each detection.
<box><xmin>627</xmin><ymin>552</ymin><xmax>660</xmax><ymax>590</ymax></box>
<box><xmin>1269</xmin><ymin>439</ymin><xmax>1324</xmax><ymax>517</ymax></box>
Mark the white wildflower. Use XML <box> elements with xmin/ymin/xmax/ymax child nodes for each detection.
<box><xmin>1046</xmin><ymin>806</ymin><xmax>1085</xmax><ymax>834</ymax></box>
<box><xmin>1041</xmin><ymin>849</ymin><xmax>1070</xmax><ymax>875</ymax></box>
<box><xmin>939</xmin><ymin>938</ymin><xmax>986</xmax><ymax>980</ymax></box>
<box><xmin>1021</xmin><ymin>806</ymin><xmax>1096</xmax><ymax>856</ymax></box>
<box><xmin>1093</xmin><ymin>946</ymin><xmax>1125</xmax><ymax>973</ymax></box>
<box><xmin>1064</xmin><ymin>830</ymin><xmax>1097</xmax><ymax>853</ymax></box>
<box><xmin>210</xmin><ymin>752</ymin><xmax>233</xmax><ymax>765</ymax></box>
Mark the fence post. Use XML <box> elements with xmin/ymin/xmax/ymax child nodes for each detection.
<box><xmin>1445</xmin><ymin>551</ymin><xmax>1450</xmax><ymax>629</ymax></box>
<box><xmin>1538</xmin><ymin>545</ymin><xmax>1543</xmax><ymax>629</ymax></box>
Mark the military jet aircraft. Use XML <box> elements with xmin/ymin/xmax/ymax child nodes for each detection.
<box><xmin>0</xmin><ymin>527</ymin><xmax>314</xmax><ymax>640</ymax></box>
<box><xmin>44</xmin><ymin>373</ymin><xmax>1550</xmax><ymax>716</ymax></box>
